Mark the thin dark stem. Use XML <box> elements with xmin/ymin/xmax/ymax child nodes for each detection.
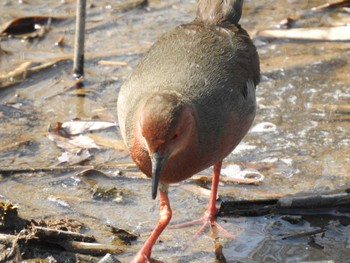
<box><xmin>73</xmin><ymin>0</ymin><xmax>87</xmax><ymax>78</ymax></box>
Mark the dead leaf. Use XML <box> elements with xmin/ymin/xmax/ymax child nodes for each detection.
<box><xmin>61</xmin><ymin>120</ymin><xmax>116</xmax><ymax>135</ymax></box>
<box><xmin>57</xmin><ymin>149</ymin><xmax>91</xmax><ymax>165</ymax></box>
<box><xmin>48</xmin><ymin>123</ymin><xmax>96</xmax><ymax>164</ymax></box>
<box><xmin>49</xmin><ymin>131</ymin><xmax>100</xmax><ymax>150</ymax></box>
<box><xmin>0</xmin><ymin>16</ymin><xmax>65</xmax><ymax>37</ymax></box>
<box><xmin>48</xmin><ymin>120</ymin><xmax>118</xmax><ymax>164</ymax></box>
<box><xmin>258</xmin><ymin>26</ymin><xmax>350</xmax><ymax>41</ymax></box>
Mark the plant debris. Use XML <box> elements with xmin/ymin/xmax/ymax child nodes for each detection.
<box><xmin>0</xmin><ymin>202</ymin><xmax>29</xmax><ymax>233</ymax></box>
<box><xmin>48</xmin><ymin>120</ymin><xmax>117</xmax><ymax>165</ymax></box>
<box><xmin>0</xmin><ymin>203</ymin><xmax>125</xmax><ymax>262</ymax></box>
<box><xmin>0</xmin><ymin>16</ymin><xmax>66</xmax><ymax>37</ymax></box>
<box><xmin>218</xmin><ymin>190</ymin><xmax>350</xmax><ymax>217</ymax></box>
<box><xmin>109</xmin><ymin>225</ymin><xmax>138</xmax><ymax>246</ymax></box>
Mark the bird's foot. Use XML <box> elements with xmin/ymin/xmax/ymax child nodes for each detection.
<box><xmin>131</xmin><ymin>251</ymin><xmax>149</xmax><ymax>263</ymax></box>
<box><xmin>169</xmin><ymin>208</ymin><xmax>234</xmax><ymax>249</ymax></box>
<box><xmin>131</xmin><ymin>252</ymin><xmax>163</xmax><ymax>263</ymax></box>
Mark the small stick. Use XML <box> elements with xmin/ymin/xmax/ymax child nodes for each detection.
<box><xmin>0</xmin><ymin>233</ymin><xmax>16</xmax><ymax>245</ymax></box>
<box><xmin>56</xmin><ymin>240</ymin><xmax>123</xmax><ymax>255</ymax></box>
<box><xmin>73</xmin><ymin>0</ymin><xmax>87</xmax><ymax>78</ymax></box>
<box><xmin>98</xmin><ymin>60</ymin><xmax>128</xmax><ymax>66</ymax></box>
<box><xmin>282</xmin><ymin>228</ymin><xmax>324</xmax><ymax>240</ymax></box>
<box><xmin>33</xmin><ymin>226</ymin><xmax>95</xmax><ymax>242</ymax></box>
<box><xmin>218</xmin><ymin>191</ymin><xmax>350</xmax><ymax>217</ymax></box>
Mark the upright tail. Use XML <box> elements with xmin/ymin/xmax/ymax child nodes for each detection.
<box><xmin>196</xmin><ymin>0</ymin><xmax>244</xmax><ymax>25</ymax></box>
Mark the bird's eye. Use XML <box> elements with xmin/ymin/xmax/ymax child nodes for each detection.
<box><xmin>172</xmin><ymin>132</ymin><xmax>179</xmax><ymax>140</ymax></box>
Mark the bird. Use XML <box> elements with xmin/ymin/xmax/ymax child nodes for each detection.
<box><xmin>117</xmin><ymin>0</ymin><xmax>260</xmax><ymax>262</ymax></box>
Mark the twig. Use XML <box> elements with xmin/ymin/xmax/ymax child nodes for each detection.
<box><xmin>33</xmin><ymin>226</ymin><xmax>124</xmax><ymax>255</ymax></box>
<box><xmin>0</xmin><ymin>163</ymin><xmax>139</xmax><ymax>176</ymax></box>
<box><xmin>98</xmin><ymin>60</ymin><xmax>128</xmax><ymax>66</ymax></box>
<box><xmin>0</xmin><ymin>45</ymin><xmax>149</xmax><ymax>89</ymax></box>
<box><xmin>0</xmin><ymin>230</ymin><xmax>26</xmax><ymax>262</ymax></box>
<box><xmin>192</xmin><ymin>174</ymin><xmax>263</xmax><ymax>185</ymax></box>
<box><xmin>298</xmin><ymin>0</ymin><xmax>350</xmax><ymax>19</ymax></box>
<box><xmin>218</xmin><ymin>191</ymin><xmax>350</xmax><ymax>217</ymax></box>
<box><xmin>0</xmin><ymin>233</ymin><xmax>16</xmax><ymax>245</ymax></box>
<box><xmin>32</xmin><ymin>226</ymin><xmax>95</xmax><ymax>242</ymax></box>
<box><xmin>282</xmin><ymin>228</ymin><xmax>325</xmax><ymax>240</ymax></box>
<box><xmin>0</xmin><ymin>229</ymin><xmax>123</xmax><ymax>258</ymax></box>
<box><xmin>55</xmin><ymin>240</ymin><xmax>123</xmax><ymax>255</ymax></box>
<box><xmin>0</xmin><ymin>139</ymin><xmax>31</xmax><ymax>152</ymax></box>
<box><xmin>278</xmin><ymin>0</ymin><xmax>350</xmax><ymax>28</ymax></box>
<box><xmin>0</xmin><ymin>58</ymin><xmax>70</xmax><ymax>88</ymax></box>
<box><xmin>0</xmin><ymin>164</ymin><xmax>262</xmax><ymax>186</ymax></box>
<box><xmin>311</xmin><ymin>0</ymin><xmax>350</xmax><ymax>11</ymax></box>
<box><xmin>278</xmin><ymin>192</ymin><xmax>350</xmax><ymax>209</ymax></box>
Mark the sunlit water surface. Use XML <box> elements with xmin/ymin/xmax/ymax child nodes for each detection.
<box><xmin>0</xmin><ymin>0</ymin><xmax>349</xmax><ymax>262</ymax></box>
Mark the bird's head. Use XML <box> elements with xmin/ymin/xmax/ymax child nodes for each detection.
<box><xmin>139</xmin><ymin>92</ymin><xmax>195</xmax><ymax>199</ymax></box>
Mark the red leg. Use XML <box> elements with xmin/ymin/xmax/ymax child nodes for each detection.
<box><xmin>170</xmin><ymin>161</ymin><xmax>234</xmax><ymax>244</ymax></box>
<box><xmin>132</xmin><ymin>191</ymin><xmax>172</xmax><ymax>263</ymax></box>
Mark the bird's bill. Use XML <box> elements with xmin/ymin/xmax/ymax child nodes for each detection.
<box><xmin>151</xmin><ymin>151</ymin><xmax>166</xmax><ymax>200</ymax></box>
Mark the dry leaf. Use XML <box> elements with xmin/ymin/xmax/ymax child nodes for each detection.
<box><xmin>61</xmin><ymin>120</ymin><xmax>116</xmax><ymax>135</ymax></box>
<box><xmin>48</xmin><ymin>120</ymin><xmax>118</xmax><ymax>164</ymax></box>
<box><xmin>0</xmin><ymin>16</ymin><xmax>65</xmax><ymax>37</ymax></box>
<box><xmin>58</xmin><ymin>149</ymin><xmax>91</xmax><ymax>165</ymax></box>
<box><xmin>48</xmin><ymin>130</ymin><xmax>100</xmax><ymax>150</ymax></box>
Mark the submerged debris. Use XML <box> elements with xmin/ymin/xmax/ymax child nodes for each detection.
<box><xmin>0</xmin><ymin>202</ymin><xmax>125</xmax><ymax>262</ymax></box>
<box><xmin>109</xmin><ymin>225</ymin><xmax>138</xmax><ymax>246</ymax></box>
<box><xmin>0</xmin><ymin>202</ymin><xmax>29</xmax><ymax>233</ymax></box>
<box><xmin>218</xmin><ymin>190</ymin><xmax>350</xmax><ymax>217</ymax></box>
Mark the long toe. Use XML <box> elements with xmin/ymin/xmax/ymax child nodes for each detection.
<box><xmin>170</xmin><ymin>212</ymin><xmax>235</xmax><ymax>250</ymax></box>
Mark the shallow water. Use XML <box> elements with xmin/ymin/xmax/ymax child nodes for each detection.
<box><xmin>0</xmin><ymin>0</ymin><xmax>350</xmax><ymax>262</ymax></box>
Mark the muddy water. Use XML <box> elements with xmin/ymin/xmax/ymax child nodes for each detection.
<box><xmin>0</xmin><ymin>0</ymin><xmax>350</xmax><ymax>262</ymax></box>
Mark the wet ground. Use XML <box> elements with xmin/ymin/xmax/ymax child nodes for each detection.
<box><xmin>0</xmin><ymin>0</ymin><xmax>350</xmax><ymax>262</ymax></box>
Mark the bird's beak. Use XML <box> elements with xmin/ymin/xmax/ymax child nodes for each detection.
<box><xmin>151</xmin><ymin>151</ymin><xmax>166</xmax><ymax>200</ymax></box>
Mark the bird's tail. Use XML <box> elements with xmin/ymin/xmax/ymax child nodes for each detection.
<box><xmin>196</xmin><ymin>0</ymin><xmax>244</xmax><ymax>25</ymax></box>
